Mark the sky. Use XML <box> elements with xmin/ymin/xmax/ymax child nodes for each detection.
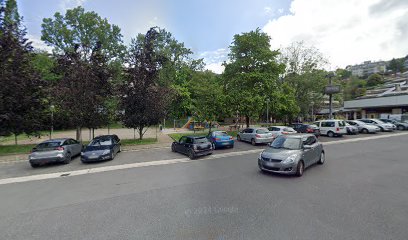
<box><xmin>16</xmin><ymin>0</ymin><xmax>408</xmax><ymax>73</ymax></box>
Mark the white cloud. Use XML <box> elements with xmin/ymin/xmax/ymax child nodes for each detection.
<box><xmin>59</xmin><ymin>0</ymin><xmax>87</xmax><ymax>11</ymax></box>
<box><xmin>27</xmin><ymin>34</ymin><xmax>53</xmax><ymax>52</ymax></box>
<box><xmin>264</xmin><ymin>7</ymin><xmax>272</xmax><ymax>14</ymax></box>
<box><xmin>263</xmin><ymin>0</ymin><xmax>408</xmax><ymax>68</ymax></box>
<box><xmin>199</xmin><ymin>48</ymin><xmax>228</xmax><ymax>74</ymax></box>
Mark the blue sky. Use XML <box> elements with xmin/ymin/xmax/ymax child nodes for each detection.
<box><xmin>16</xmin><ymin>0</ymin><xmax>408</xmax><ymax>73</ymax></box>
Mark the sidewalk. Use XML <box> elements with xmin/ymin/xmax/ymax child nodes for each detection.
<box><xmin>0</xmin><ymin>132</ymin><xmax>174</xmax><ymax>163</ymax></box>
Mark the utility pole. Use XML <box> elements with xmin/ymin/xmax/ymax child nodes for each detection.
<box><xmin>50</xmin><ymin>105</ymin><xmax>55</xmax><ymax>140</ymax></box>
<box><xmin>328</xmin><ymin>75</ymin><xmax>333</xmax><ymax>120</ymax></box>
<box><xmin>266</xmin><ymin>98</ymin><xmax>270</xmax><ymax>125</ymax></box>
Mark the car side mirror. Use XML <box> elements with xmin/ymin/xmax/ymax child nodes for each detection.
<box><xmin>303</xmin><ymin>145</ymin><xmax>312</xmax><ymax>150</ymax></box>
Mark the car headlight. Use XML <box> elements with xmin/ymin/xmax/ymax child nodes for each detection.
<box><xmin>80</xmin><ymin>152</ymin><xmax>84</xmax><ymax>156</ymax></box>
<box><xmin>102</xmin><ymin>150</ymin><xmax>111</xmax><ymax>155</ymax></box>
<box><xmin>282</xmin><ymin>154</ymin><xmax>297</xmax><ymax>164</ymax></box>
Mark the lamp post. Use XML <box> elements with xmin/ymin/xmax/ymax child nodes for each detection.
<box><xmin>50</xmin><ymin>105</ymin><xmax>55</xmax><ymax>140</ymax></box>
<box><xmin>266</xmin><ymin>98</ymin><xmax>270</xmax><ymax>125</ymax></box>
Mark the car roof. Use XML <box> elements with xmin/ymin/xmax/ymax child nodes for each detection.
<box><xmin>42</xmin><ymin>138</ymin><xmax>70</xmax><ymax>143</ymax></box>
<box><xmin>281</xmin><ymin>133</ymin><xmax>315</xmax><ymax>138</ymax></box>
<box><xmin>270</xmin><ymin>126</ymin><xmax>286</xmax><ymax>128</ymax></box>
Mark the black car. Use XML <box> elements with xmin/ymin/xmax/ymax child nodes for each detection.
<box><xmin>171</xmin><ymin>136</ymin><xmax>213</xmax><ymax>159</ymax></box>
<box><xmin>290</xmin><ymin>123</ymin><xmax>321</xmax><ymax>137</ymax></box>
<box><xmin>81</xmin><ymin>135</ymin><xmax>121</xmax><ymax>163</ymax></box>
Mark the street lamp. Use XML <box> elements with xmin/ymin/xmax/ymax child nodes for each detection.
<box><xmin>50</xmin><ymin>105</ymin><xmax>55</xmax><ymax>140</ymax></box>
<box><xmin>266</xmin><ymin>98</ymin><xmax>270</xmax><ymax>125</ymax></box>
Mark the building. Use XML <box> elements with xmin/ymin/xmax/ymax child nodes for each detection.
<box><xmin>344</xmin><ymin>72</ymin><xmax>408</xmax><ymax>119</ymax></box>
<box><xmin>346</xmin><ymin>61</ymin><xmax>387</xmax><ymax>77</ymax></box>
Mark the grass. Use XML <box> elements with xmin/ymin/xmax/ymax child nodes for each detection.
<box><xmin>0</xmin><ymin>144</ymin><xmax>37</xmax><ymax>156</ymax></box>
<box><xmin>0</xmin><ymin>138</ymin><xmax>158</xmax><ymax>156</ymax></box>
<box><xmin>168</xmin><ymin>130</ymin><xmax>238</xmax><ymax>141</ymax></box>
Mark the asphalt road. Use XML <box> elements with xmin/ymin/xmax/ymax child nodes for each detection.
<box><xmin>1</xmin><ymin>133</ymin><xmax>408</xmax><ymax>239</ymax></box>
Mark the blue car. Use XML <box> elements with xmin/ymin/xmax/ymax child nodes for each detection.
<box><xmin>81</xmin><ymin>135</ymin><xmax>121</xmax><ymax>163</ymax></box>
<box><xmin>207</xmin><ymin>131</ymin><xmax>234</xmax><ymax>149</ymax></box>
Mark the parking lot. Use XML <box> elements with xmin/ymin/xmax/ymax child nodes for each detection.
<box><xmin>1</xmin><ymin>130</ymin><xmax>408</xmax><ymax>239</ymax></box>
<box><xmin>0</xmin><ymin>130</ymin><xmax>407</xmax><ymax>180</ymax></box>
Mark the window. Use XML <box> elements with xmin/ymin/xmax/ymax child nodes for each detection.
<box><xmin>194</xmin><ymin>137</ymin><xmax>208</xmax><ymax>143</ymax></box>
<box><xmin>245</xmin><ymin>129</ymin><xmax>253</xmax><ymax>133</ymax></box>
<box><xmin>213</xmin><ymin>131</ymin><xmax>228</xmax><ymax>136</ymax></box>
<box><xmin>321</xmin><ymin>121</ymin><xmax>335</xmax><ymax>127</ymax></box>
<box><xmin>271</xmin><ymin>137</ymin><xmax>301</xmax><ymax>150</ymax></box>
<box><xmin>37</xmin><ymin>142</ymin><xmax>61</xmax><ymax>149</ymax></box>
<box><xmin>339</xmin><ymin>121</ymin><xmax>346</xmax><ymax>127</ymax></box>
<box><xmin>89</xmin><ymin>138</ymin><xmax>112</xmax><ymax>146</ymax></box>
<box><xmin>179</xmin><ymin>137</ymin><xmax>187</xmax><ymax>144</ymax></box>
<box><xmin>186</xmin><ymin>137</ymin><xmax>193</xmax><ymax>144</ymax></box>
<box><xmin>256</xmin><ymin>129</ymin><xmax>268</xmax><ymax>134</ymax></box>
<box><xmin>304</xmin><ymin>136</ymin><xmax>317</xmax><ymax>145</ymax></box>
<box><xmin>269</xmin><ymin>127</ymin><xmax>280</xmax><ymax>131</ymax></box>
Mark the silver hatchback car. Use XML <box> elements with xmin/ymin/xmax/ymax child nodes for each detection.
<box><xmin>258</xmin><ymin>134</ymin><xmax>324</xmax><ymax>177</ymax></box>
<box><xmin>29</xmin><ymin>138</ymin><xmax>82</xmax><ymax>168</ymax></box>
<box><xmin>237</xmin><ymin>128</ymin><xmax>274</xmax><ymax>145</ymax></box>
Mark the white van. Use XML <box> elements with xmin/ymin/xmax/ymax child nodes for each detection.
<box><xmin>314</xmin><ymin>120</ymin><xmax>347</xmax><ymax>137</ymax></box>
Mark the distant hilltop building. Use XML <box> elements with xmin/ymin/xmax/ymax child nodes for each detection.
<box><xmin>346</xmin><ymin>61</ymin><xmax>387</xmax><ymax>77</ymax></box>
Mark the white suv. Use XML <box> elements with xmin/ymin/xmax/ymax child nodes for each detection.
<box><xmin>314</xmin><ymin>120</ymin><xmax>347</xmax><ymax>137</ymax></box>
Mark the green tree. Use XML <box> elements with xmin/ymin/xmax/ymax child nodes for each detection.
<box><xmin>0</xmin><ymin>0</ymin><xmax>46</xmax><ymax>143</ymax></box>
<box><xmin>343</xmin><ymin>76</ymin><xmax>366</xmax><ymax>100</ymax></box>
<box><xmin>31</xmin><ymin>51</ymin><xmax>61</xmax><ymax>81</ymax></box>
<box><xmin>280</xmin><ymin>41</ymin><xmax>329</xmax><ymax>118</ymax></box>
<box><xmin>223</xmin><ymin>28</ymin><xmax>285</xmax><ymax>127</ymax></box>
<box><xmin>41</xmin><ymin>6</ymin><xmax>125</xmax><ymax>140</ymax></box>
<box><xmin>190</xmin><ymin>71</ymin><xmax>225</xmax><ymax>131</ymax></box>
<box><xmin>388</xmin><ymin>58</ymin><xmax>405</xmax><ymax>74</ymax></box>
<box><xmin>367</xmin><ymin>73</ymin><xmax>383</xmax><ymax>87</ymax></box>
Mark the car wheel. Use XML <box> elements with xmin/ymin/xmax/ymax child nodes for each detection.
<box><xmin>110</xmin><ymin>152</ymin><xmax>114</xmax><ymax>160</ymax></box>
<box><xmin>397</xmin><ymin>125</ymin><xmax>404</xmax><ymax>131</ymax></box>
<box><xmin>30</xmin><ymin>162</ymin><xmax>40</xmax><ymax>168</ymax></box>
<box><xmin>327</xmin><ymin>131</ymin><xmax>334</xmax><ymax>137</ymax></box>
<box><xmin>237</xmin><ymin>135</ymin><xmax>241</xmax><ymax>141</ymax></box>
<box><xmin>318</xmin><ymin>151</ymin><xmax>325</xmax><ymax>165</ymax></box>
<box><xmin>296</xmin><ymin>161</ymin><xmax>304</xmax><ymax>177</ymax></box>
<box><xmin>171</xmin><ymin>144</ymin><xmax>176</xmax><ymax>152</ymax></box>
<box><xmin>188</xmin><ymin>149</ymin><xmax>195</xmax><ymax>159</ymax></box>
<box><xmin>63</xmin><ymin>152</ymin><xmax>71</xmax><ymax>164</ymax></box>
<box><xmin>362</xmin><ymin>128</ymin><xmax>369</xmax><ymax>134</ymax></box>
<box><xmin>379</xmin><ymin>127</ymin><xmax>384</xmax><ymax>132</ymax></box>
<box><xmin>251</xmin><ymin>138</ymin><xmax>256</xmax><ymax>146</ymax></box>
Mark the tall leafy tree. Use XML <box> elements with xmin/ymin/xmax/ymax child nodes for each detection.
<box><xmin>388</xmin><ymin>58</ymin><xmax>405</xmax><ymax>74</ymax></box>
<box><xmin>223</xmin><ymin>28</ymin><xmax>285</xmax><ymax>127</ymax></box>
<box><xmin>280</xmin><ymin>41</ymin><xmax>329</xmax><ymax>118</ymax></box>
<box><xmin>0</xmin><ymin>0</ymin><xmax>46</xmax><ymax>143</ymax></box>
<box><xmin>119</xmin><ymin>27</ymin><xmax>172</xmax><ymax>140</ymax></box>
<box><xmin>41</xmin><ymin>6</ymin><xmax>125</xmax><ymax>140</ymax></box>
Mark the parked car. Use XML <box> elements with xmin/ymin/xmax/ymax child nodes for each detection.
<box><xmin>344</xmin><ymin>122</ymin><xmax>359</xmax><ymax>135</ymax></box>
<box><xmin>171</xmin><ymin>136</ymin><xmax>213</xmax><ymax>159</ymax></box>
<box><xmin>380</xmin><ymin>119</ymin><xmax>408</xmax><ymax>130</ymax></box>
<box><xmin>357</xmin><ymin>119</ymin><xmax>394</xmax><ymax>132</ymax></box>
<box><xmin>237</xmin><ymin>128</ymin><xmax>274</xmax><ymax>145</ymax></box>
<box><xmin>290</xmin><ymin>123</ymin><xmax>321</xmax><ymax>137</ymax></box>
<box><xmin>267</xmin><ymin>126</ymin><xmax>297</xmax><ymax>138</ymax></box>
<box><xmin>207</xmin><ymin>131</ymin><xmax>234</xmax><ymax>149</ymax></box>
<box><xmin>258</xmin><ymin>134</ymin><xmax>324</xmax><ymax>177</ymax></box>
<box><xmin>81</xmin><ymin>135</ymin><xmax>121</xmax><ymax>163</ymax></box>
<box><xmin>29</xmin><ymin>138</ymin><xmax>82</xmax><ymax>168</ymax></box>
<box><xmin>314</xmin><ymin>120</ymin><xmax>347</xmax><ymax>137</ymax></box>
<box><xmin>346</xmin><ymin>120</ymin><xmax>380</xmax><ymax>133</ymax></box>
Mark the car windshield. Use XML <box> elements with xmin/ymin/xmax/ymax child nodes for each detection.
<box><xmin>256</xmin><ymin>129</ymin><xmax>269</xmax><ymax>134</ymax></box>
<box><xmin>270</xmin><ymin>136</ymin><xmax>301</xmax><ymax>150</ymax></box>
<box><xmin>213</xmin><ymin>131</ymin><xmax>228</xmax><ymax>136</ymax></box>
<box><xmin>194</xmin><ymin>137</ymin><xmax>208</xmax><ymax>143</ymax></box>
<box><xmin>36</xmin><ymin>142</ymin><xmax>61</xmax><ymax>149</ymax></box>
<box><xmin>89</xmin><ymin>138</ymin><xmax>112</xmax><ymax>146</ymax></box>
<box><xmin>284</xmin><ymin>127</ymin><xmax>296</xmax><ymax>132</ymax></box>
<box><xmin>374</xmin><ymin>119</ymin><xmax>385</xmax><ymax>124</ymax></box>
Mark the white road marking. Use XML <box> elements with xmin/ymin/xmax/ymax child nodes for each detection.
<box><xmin>1</xmin><ymin>133</ymin><xmax>408</xmax><ymax>185</ymax></box>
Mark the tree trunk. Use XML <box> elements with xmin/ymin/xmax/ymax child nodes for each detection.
<box><xmin>245</xmin><ymin>116</ymin><xmax>250</xmax><ymax>128</ymax></box>
<box><xmin>107</xmin><ymin>125</ymin><xmax>110</xmax><ymax>134</ymax></box>
<box><xmin>76</xmin><ymin>126</ymin><xmax>82</xmax><ymax>141</ymax></box>
<box><xmin>14</xmin><ymin>134</ymin><xmax>18</xmax><ymax>145</ymax></box>
<box><xmin>138</xmin><ymin>128</ymin><xmax>144</xmax><ymax>140</ymax></box>
<box><xmin>92</xmin><ymin>128</ymin><xmax>95</xmax><ymax>139</ymax></box>
<box><xmin>133</xmin><ymin>128</ymin><xmax>136</xmax><ymax>140</ymax></box>
<box><xmin>209</xmin><ymin>121</ymin><xmax>212</xmax><ymax>132</ymax></box>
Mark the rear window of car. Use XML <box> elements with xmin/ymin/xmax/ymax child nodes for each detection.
<box><xmin>90</xmin><ymin>138</ymin><xmax>112</xmax><ymax>146</ymax></box>
<box><xmin>321</xmin><ymin>121</ymin><xmax>334</xmax><ymax>127</ymax></box>
<box><xmin>214</xmin><ymin>131</ymin><xmax>228</xmax><ymax>136</ymax></box>
<box><xmin>256</xmin><ymin>129</ymin><xmax>269</xmax><ymax>134</ymax></box>
<box><xmin>37</xmin><ymin>142</ymin><xmax>61</xmax><ymax>148</ymax></box>
<box><xmin>194</xmin><ymin>137</ymin><xmax>208</xmax><ymax>143</ymax></box>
